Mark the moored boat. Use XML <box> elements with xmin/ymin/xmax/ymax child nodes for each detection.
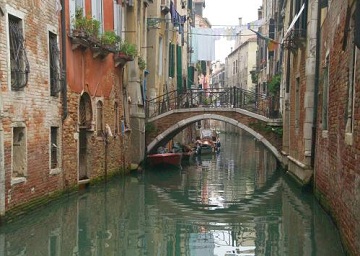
<box><xmin>146</xmin><ymin>152</ymin><xmax>182</xmax><ymax>168</ymax></box>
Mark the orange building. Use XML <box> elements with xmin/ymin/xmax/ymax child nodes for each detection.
<box><xmin>62</xmin><ymin>0</ymin><xmax>146</xmax><ymax>187</ymax></box>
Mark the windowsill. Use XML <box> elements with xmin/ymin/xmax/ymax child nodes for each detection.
<box><xmin>345</xmin><ymin>133</ymin><xmax>353</xmax><ymax>146</ymax></box>
<box><xmin>321</xmin><ymin>130</ymin><xmax>328</xmax><ymax>138</ymax></box>
<box><xmin>50</xmin><ymin>168</ymin><xmax>61</xmax><ymax>175</ymax></box>
<box><xmin>11</xmin><ymin>177</ymin><xmax>26</xmax><ymax>186</ymax></box>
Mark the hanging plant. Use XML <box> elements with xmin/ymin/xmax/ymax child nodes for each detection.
<box><xmin>138</xmin><ymin>56</ymin><xmax>146</xmax><ymax>70</ymax></box>
<box><xmin>101</xmin><ymin>31</ymin><xmax>121</xmax><ymax>48</ymax></box>
<box><xmin>118</xmin><ymin>40</ymin><xmax>137</xmax><ymax>59</ymax></box>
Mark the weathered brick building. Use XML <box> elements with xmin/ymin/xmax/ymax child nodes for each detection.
<box><xmin>0</xmin><ymin>0</ymin><xmax>152</xmax><ymax>217</ymax></box>
<box><xmin>314</xmin><ymin>0</ymin><xmax>360</xmax><ymax>254</ymax></box>
<box><xmin>279</xmin><ymin>0</ymin><xmax>360</xmax><ymax>254</ymax></box>
<box><xmin>0</xmin><ymin>1</ymin><xmax>63</xmax><ymax>215</ymax></box>
<box><xmin>63</xmin><ymin>0</ymin><xmax>133</xmax><ymax>188</ymax></box>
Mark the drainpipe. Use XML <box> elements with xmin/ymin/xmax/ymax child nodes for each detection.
<box><xmin>311</xmin><ymin>0</ymin><xmax>321</xmax><ymax>168</ymax></box>
<box><xmin>61</xmin><ymin>0</ymin><xmax>68</xmax><ymax>121</ymax></box>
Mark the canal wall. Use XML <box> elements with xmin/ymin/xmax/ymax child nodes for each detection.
<box><xmin>313</xmin><ymin>0</ymin><xmax>360</xmax><ymax>255</ymax></box>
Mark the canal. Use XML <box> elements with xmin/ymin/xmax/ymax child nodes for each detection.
<box><xmin>0</xmin><ymin>131</ymin><xmax>345</xmax><ymax>255</ymax></box>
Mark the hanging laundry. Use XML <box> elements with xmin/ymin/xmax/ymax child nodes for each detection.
<box><xmin>191</xmin><ymin>28</ymin><xmax>216</xmax><ymax>62</ymax></box>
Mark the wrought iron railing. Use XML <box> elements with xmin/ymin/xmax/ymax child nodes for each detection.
<box><xmin>145</xmin><ymin>87</ymin><xmax>280</xmax><ymax>119</ymax></box>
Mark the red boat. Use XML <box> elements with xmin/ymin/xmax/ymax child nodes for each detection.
<box><xmin>146</xmin><ymin>152</ymin><xmax>182</xmax><ymax>168</ymax></box>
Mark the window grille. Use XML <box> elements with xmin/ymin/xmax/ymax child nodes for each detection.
<box><xmin>49</xmin><ymin>32</ymin><xmax>61</xmax><ymax>96</ymax></box>
<box><xmin>9</xmin><ymin>15</ymin><xmax>30</xmax><ymax>91</ymax></box>
<box><xmin>51</xmin><ymin>127</ymin><xmax>58</xmax><ymax>169</ymax></box>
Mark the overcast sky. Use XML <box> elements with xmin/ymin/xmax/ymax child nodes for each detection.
<box><xmin>202</xmin><ymin>0</ymin><xmax>262</xmax><ymax>62</ymax></box>
<box><xmin>203</xmin><ymin>0</ymin><xmax>262</xmax><ymax>26</ymax></box>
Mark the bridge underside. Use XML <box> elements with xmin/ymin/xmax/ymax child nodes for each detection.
<box><xmin>146</xmin><ymin>113</ymin><xmax>282</xmax><ymax>162</ymax></box>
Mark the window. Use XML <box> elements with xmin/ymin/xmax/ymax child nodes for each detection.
<box><xmin>346</xmin><ymin>12</ymin><xmax>358</xmax><ymax>136</ymax></box>
<box><xmin>114</xmin><ymin>0</ymin><xmax>123</xmax><ymax>37</ymax></box>
<box><xmin>322</xmin><ymin>55</ymin><xmax>329</xmax><ymax>130</ymax></box>
<box><xmin>91</xmin><ymin>0</ymin><xmax>103</xmax><ymax>33</ymax></box>
<box><xmin>69</xmin><ymin>0</ymin><xmax>84</xmax><ymax>29</ymax></box>
<box><xmin>9</xmin><ymin>14</ymin><xmax>29</xmax><ymax>91</ymax></box>
<box><xmin>294</xmin><ymin>0</ymin><xmax>307</xmax><ymax>37</ymax></box>
<box><xmin>114</xmin><ymin>102</ymin><xmax>119</xmax><ymax>135</ymax></box>
<box><xmin>51</xmin><ymin>127</ymin><xmax>59</xmax><ymax>169</ymax></box>
<box><xmin>96</xmin><ymin>101</ymin><xmax>104</xmax><ymax>136</ymax></box>
<box><xmin>79</xmin><ymin>92</ymin><xmax>93</xmax><ymax>128</ymax></box>
<box><xmin>75</xmin><ymin>0</ymin><xmax>84</xmax><ymax>11</ymax></box>
<box><xmin>49</xmin><ymin>32</ymin><xmax>60</xmax><ymax>97</ymax></box>
<box><xmin>12</xmin><ymin>127</ymin><xmax>27</xmax><ymax>178</ymax></box>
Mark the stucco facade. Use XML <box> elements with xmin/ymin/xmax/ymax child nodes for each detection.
<box><xmin>226</xmin><ymin>37</ymin><xmax>257</xmax><ymax>91</ymax></box>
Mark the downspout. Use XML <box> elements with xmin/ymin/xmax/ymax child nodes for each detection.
<box><xmin>61</xmin><ymin>0</ymin><xmax>68</xmax><ymax>121</ymax></box>
<box><xmin>311</xmin><ymin>0</ymin><xmax>321</xmax><ymax>168</ymax></box>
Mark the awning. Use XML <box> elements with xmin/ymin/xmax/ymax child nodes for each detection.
<box><xmin>282</xmin><ymin>3</ymin><xmax>305</xmax><ymax>44</ymax></box>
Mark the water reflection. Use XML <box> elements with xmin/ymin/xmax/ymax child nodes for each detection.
<box><xmin>0</xmin><ymin>133</ymin><xmax>344</xmax><ymax>255</ymax></box>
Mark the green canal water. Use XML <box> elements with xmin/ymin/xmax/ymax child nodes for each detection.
<box><xmin>0</xmin><ymin>133</ymin><xmax>345</xmax><ymax>255</ymax></box>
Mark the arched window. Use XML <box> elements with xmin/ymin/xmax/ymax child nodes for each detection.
<box><xmin>79</xmin><ymin>92</ymin><xmax>93</xmax><ymax>129</ymax></box>
<box><xmin>96</xmin><ymin>101</ymin><xmax>103</xmax><ymax>136</ymax></box>
<box><xmin>114</xmin><ymin>102</ymin><xmax>119</xmax><ymax>135</ymax></box>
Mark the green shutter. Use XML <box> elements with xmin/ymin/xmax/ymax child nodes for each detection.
<box><xmin>187</xmin><ymin>66</ymin><xmax>194</xmax><ymax>89</ymax></box>
<box><xmin>188</xmin><ymin>0</ymin><xmax>192</xmax><ymax>9</ymax></box>
<box><xmin>176</xmin><ymin>45</ymin><xmax>182</xmax><ymax>92</ymax></box>
<box><xmin>168</xmin><ymin>43</ymin><xmax>175</xmax><ymax>78</ymax></box>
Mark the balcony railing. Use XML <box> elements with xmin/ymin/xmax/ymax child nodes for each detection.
<box><xmin>146</xmin><ymin>87</ymin><xmax>280</xmax><ymax>119</ymax></box>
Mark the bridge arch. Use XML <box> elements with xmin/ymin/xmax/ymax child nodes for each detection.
<box><xmin>147</xmin><ymin>113</ymin><xmax>282</xmax><ymax>162</ymax></box>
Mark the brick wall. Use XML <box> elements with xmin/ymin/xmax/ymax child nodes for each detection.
<box><xmin>146</xmin><ymin>110</ymin><xmax>282</xmax><ymax>155</ymax></box>
<box><xmin>314</xmin><ymin>1</ymin><xmax>360</xmax><ymax>255</ymax></box>
<box><xmin>0</xmin><ymin>1</ymin><xmax>64</xmax><ymax>211</ymax></box>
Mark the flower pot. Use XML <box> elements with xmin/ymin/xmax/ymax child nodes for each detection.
<box><xmin>114</xmin><ymin>52</ymin><xmax>134</xmax><ymax>67</ymax></box>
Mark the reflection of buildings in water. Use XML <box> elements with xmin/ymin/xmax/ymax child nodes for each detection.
<box><xmin>189</xmin><ymin>232</ymin><xmax>215</xmax><ymax>255</ymax></box>
<box><xmin>212</xmin><ymin>229</ymin><xmax>256</xmax><ymax>256</ymax></box>
<box><xmin>208</xmin><ymin>194</ymin><xmax>225</xmax><ymax>210</ymax></box>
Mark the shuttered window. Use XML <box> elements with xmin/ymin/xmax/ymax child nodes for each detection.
<box><xmin>114</xmin><ymin>1</ymin><xmax>123</xmax><ymax>37</ymax></box>
<box><xmin>169</xmin><ymin>43</ymin><xmax>175</xmax><ymax>78</ymax></box>
<box><xmin>91</xmin><ymin>0</ymin><xmax>103</xmax><ymax>33</ymax></box>
<box><xmin>176</xmin><ymin>45</ymin><xmax>183</xmax><ymax>92</ymax></box>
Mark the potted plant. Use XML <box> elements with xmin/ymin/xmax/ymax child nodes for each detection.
<box><xmin>87</xmin><ymin>18</ymin><xmax>100</xmax><ymax>41</ymax></box>
<box><xmin>114</xmin><ymin>40</ymin><xmax>137</xmax><ymax>66</ymax></box>
<box><xmin>71</xmin><ymin>8</ymin><xmax>88</xmax><ymax>38</ymax></box>
<box><xmin>71</xmin><ymin>9</ymin><xmax>101</xmax><ymax>50</ymax></box>
<box><xmin>100</xmin><ymin>31</ymin><xmax>121</xmax><ymax>51</ymax></box>
<box><xmin>138</xmin><ymin>56</ymin><xmax>146</xmax><ymax>70</ymax></box>
<box><xmin>118</xmin><ymin>40</ymin><xmax>137</xmax><ymax>59</ymax></box>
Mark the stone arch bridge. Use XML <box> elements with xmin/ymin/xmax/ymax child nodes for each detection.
<box><xmin>146</xmin><ymin>108</ymin><xmax>282</xmax><ymax>161</ymax></box>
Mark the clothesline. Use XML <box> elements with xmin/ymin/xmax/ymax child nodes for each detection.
<box><xmin>187</xmin><ymin>32</ymin><xmax>259</xmax><ymax>37</ymax></box>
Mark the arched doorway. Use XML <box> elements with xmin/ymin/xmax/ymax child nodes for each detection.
<box><xmin>78</xmin><ymin>92</ymin><xmax>92</xmax><ymax>181</ymax></box>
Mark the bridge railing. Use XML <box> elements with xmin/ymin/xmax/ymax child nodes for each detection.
<box><xmin>145</xmin><ymin>87</ymin><xmax>280</xmax><ymax>119</ymax></box>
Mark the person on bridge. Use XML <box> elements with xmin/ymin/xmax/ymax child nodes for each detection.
<box><xmin>215</xmin><ymin>138</ymin><xmax>221</xmax><ymax>153</ymax></box>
